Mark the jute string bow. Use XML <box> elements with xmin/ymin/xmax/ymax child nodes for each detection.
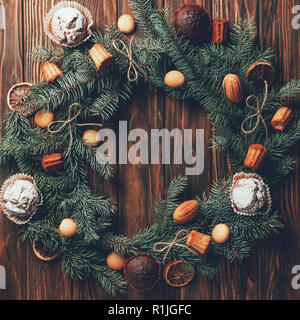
<box><xmin>112</xmin><ymin>37</ymin><xmax>146</xmax><ymax>82</ymax></box>
<box><xmin>47</xmin><ymin>103</ymin><xmax>103</xmax><ymax>157</ymax></box>
<box><xmin>153</xmin><ymin>229</ymin><xmax>199</xmax><ymax>264</ymax></box>
<box><xmin>241</xmin><ymin>80</ymin><xmax>269</xmax><ymax>144</ymax></box>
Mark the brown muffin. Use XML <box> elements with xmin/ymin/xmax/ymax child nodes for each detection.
<box><xmin>124</xmin><ymin>254</ymin><xmax>161</xmax><ymax>292</ymax></box>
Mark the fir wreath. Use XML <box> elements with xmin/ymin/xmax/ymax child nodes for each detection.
<box><xmin>0</xmin><ymin>0</ymin><xmax>299</xmax><ymax>296</ymax></box>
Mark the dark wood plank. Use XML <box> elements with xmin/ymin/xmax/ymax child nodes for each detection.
<box><xmin>70</xmin><ymin>0</ymin><xmax>119</xmax><ymax>301</ymax></box>
<box><xmin>161</xmin><ymin>0</ymin><xmax>213</xmax><ymax>300</ymax></box>
<box><xmin>22</xmin><ymin>0</ymin><xmax>73</xmax><ymax>300</ymax></box>
<box><xmin>116</xmin><ymin>0</ymin><xmax>166</xmax><ymax>300</ymax></box>
<box><xmin>0</xmin><ymin>0</ymin><xmax>299</xmax><ymax>301</ymax></box>
<box><xmin>0</xmin><ymin>0</ymin><xmax>26</xmax><ymax>300</ymax></box>
<box><xmin>162</xmin><ymin>0</ymin><xmax>260</xmax><ymax>301</ymax></box>
<box><xmin>209</xmin><ymin>0</ymin><xmax>260</xmax><ymax>301</ymax></box>
<box><xmin>258</xmin><ymin>0</ymin><xmax>300</xmax><ymax>300</ymax></box>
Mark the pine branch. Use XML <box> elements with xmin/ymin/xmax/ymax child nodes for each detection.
<box><xmin>154</xmin><ymin>175</ymin><xmax>188</xmax><ymax>224</ymax></box>
<box><xmin>30</xmin><ymin>72</ymin><xmax>97</xmax><ymax>112</ymax></box>
<box><xmin>30</xmin><ymin>46</ymin><xmax>68</xmax><ymax>64</ymax></box>
<box><xmin>229</xmin><ymin>17</ymin><xmax>257</xmax><ymax>63</ymax></box>
<box><xmin>93</xmin><ymin>265</ymin><xmax>128</xmax><ymax>296</ymax></box>
<box><xmin>130</xmin><ymin>0</ymin><xmax>159</xmax><ymax>39</ymax></box>
<box><xmin>98</xmin><ymin>233</ymin><xmax>139</xmax><ymax>256</ymax></box>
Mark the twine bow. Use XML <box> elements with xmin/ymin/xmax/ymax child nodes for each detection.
<box><xmin>112</xmin><ymin>37</ymin><xmax>145</xmax><ymax>82</ymax></box>
<box><xmin>153</xmin><ymin>229</ymin><xmax>199</xmax><ymax>265</ymax></box>
<box><xmin>47</xmin><ymin>103</ymin><xmax>103</xmax><ymax>157</ymax></box>
<box><xmin>241</xmin><ymin>80</ymin><xmax>269</xmax><ymax>144</ymax></box>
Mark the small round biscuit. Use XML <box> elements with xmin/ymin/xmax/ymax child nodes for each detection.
<box><xmin>82</xmin><ymin>129</ymin><xmax>101</xmax><ymax>147</ymax></box>
<box><xmin>164</xmin><ymin>70</ymin><xmax>186</xmax><ymax>89</ymax></box>
<box><xmin>59</xmin><ymin>218</ymin><xmax>78</xmax><ymax>238</ymax></box>
<box><xmin>34</xmin><ymin>110</ymin><xmax>55</xmax><ymax>128</ymax></box>
<box><xmin>117</xmin><ymin>14</ymin><xmax>136</xmax><ymax>34</ymax></box>
<box><xmin>212</xmin><ymin>224</ymin><xmax>230</xmax><ymax>244</ymax></box>
<box><xmin>107</xmin><ymin>252</ymin><xmax>125</xmax><ymax>271</ymax></box>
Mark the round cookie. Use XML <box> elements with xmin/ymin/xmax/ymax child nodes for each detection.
<box><xmin>231</xmin><ymin>178</ymin><xmax>266</xmax><ymax>214</ymax></box>
<box><xmin>59</xmin><ymin>218</ymin><xmax>78</xmax><ymax>238</ymax></box>
<box><xmin>34</xmin><ymin>110</ymin><xmax>55</xmax><ymax>128</ymax></box>
<box><xmin>230</xmin><ymin>173</ymin><xmax>272</xmax><ymax>216</ymax></box>
<box><xmin>212</xmin><ymin>224</ymin><xmax>230</xmax><ymax>244</ymax></box>
<box><xmin>117</xmin><ymin>14</ymin><xmax>136</xmax><ymax>34</ymax></box>
<box><xmin>107</xmin><ymin>252</ymin><xmax>125</xmax><ymax>271</ymax></box>
<box><xmin>124</xmin><ymin>254</ymin><xmax>161</xmax><ymax>292</ymax></box>
<box><xmin>82</xmin><ymin>129</ymin><xmax>101</xmax><ymax>147</ymax></box>
<box><xmin>164</xmin><ymin>70</ymin><xmax>186</xmax><ymax>89</ymax></box>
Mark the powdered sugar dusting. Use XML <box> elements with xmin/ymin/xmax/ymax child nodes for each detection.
<box><xmin>231</xmin><ymin>178</ymin><xmax>266</xmax><ymax>215</ymax></box>
<box><xmin>51</xmin><ymin>8</ymin><xmax>85</xmax><ymax>45</ymax></box>
<box><xmin>3</xmin><ymin>180</ymin><xmax>40</xmax><ymax>215</ymax></box>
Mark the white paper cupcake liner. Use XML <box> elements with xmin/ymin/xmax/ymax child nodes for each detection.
<box><xmin>0</xmin><ymin>173</ymin><xmax>43</xmax><ymax>225</ymax></box>
<box><xmin>44</xmin><ymin>1</ymin><xmax>94</xmax><ymax>48</ymax></box>
<box><xmin>230</xmin><ymin>172</ymin><xmax>272</xmax><ymax>216</ymax></box>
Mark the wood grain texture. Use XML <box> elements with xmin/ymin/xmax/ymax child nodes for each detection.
<box><xmin>258</xmin><ymin>0</ymin><xmax>300</xmax><ymax>301</ymax></box>
<box><xmin>117</xmin><ymin>0</ymin><xmax>166</xmax><ymax>301</ymax></box>
<box><xmin>0</xmin><ymin>0</ymin><xmax>299</xmax><ymax>300</ymax></box>
<box><xmin>210</xmin><ymin>0</ymin><xmax>260</xmax><ymax>301</ymax></box>
<box><xmin>72</xmin><ymin>0</ymin><xmax>118</xmax><ymax>301</ymax></box>
<box><xmin>22</xmin><ymin>0</ymin><xmax>73</xmax><ymax>301</ymax></box>
<box><xmin>0</xmin><ymin>0</ymin><xmax>26</xmax><ymax>300</ymax></box>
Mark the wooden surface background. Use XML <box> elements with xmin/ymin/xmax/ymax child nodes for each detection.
<box><xmin>0</xmin><ymin>0</ymin><xmax>299</xmax><ymax>300</ymax></box>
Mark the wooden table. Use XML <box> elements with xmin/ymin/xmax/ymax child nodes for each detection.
<box><xmin>0</xmin><ymin>0</ymin><xmax>299</xmax><ymax>300</ymax></box>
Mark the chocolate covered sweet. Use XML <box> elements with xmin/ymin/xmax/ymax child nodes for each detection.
<box><xmin>124</xmin><ymin>254</ymin><xmax>161</xmax><ymax>292</ymax></box>
<box><xmin>173</xmin><ymin>3</ymin><xmax>212</xmax><ymax>43</ymax></box>
<box><xmin>230</xmin><ymin>172</ymin><xmax>271</xmax><ymax>216</ymax></box>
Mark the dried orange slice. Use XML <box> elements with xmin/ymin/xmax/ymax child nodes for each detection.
<box><xmin>32</xmin><ymin>241</ymin><xmax>59</xmax><ymax>262</ymax></box>
<box><xmin>163</xmin><ymin>260</ymin><xmax>195</xmax><ymax>287</ymax></box>
<box><xmin>246</xmin><ymin>62</ymin><xmax>275</xmax><ymax>91</ymax></box>
<box><xmin>7</xmin><ymin>82</ymin><xmax>32</xmax><ymax>115</ymax></box>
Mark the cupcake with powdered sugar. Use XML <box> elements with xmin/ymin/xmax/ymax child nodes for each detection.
<box><xmin>230</xmin><ymin>172</ymin><xmax>271</xmax><ymax>216</ymax></box>
<box><xmin>0</xmin><ymin>174</ymin><xmax>43</xmax><ymax>224</ymax></box>
<box><xmin>44</xmin><ymin>1</ymin><xmax>93</xmax><ymax>47</ymax></box>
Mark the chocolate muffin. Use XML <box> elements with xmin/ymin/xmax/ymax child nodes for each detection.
<box><xmin>124</xmin><ymin>254</ymin><xmax>161</xmax><ymax>292</ymax></box>
<box><xmin>174</xmin><ymin>3</ymin><xmax>212</xmax><ymax>43</ymax></box>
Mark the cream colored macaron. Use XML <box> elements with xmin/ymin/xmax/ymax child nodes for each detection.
<box><xmin>34</xmin><ymin>110</ymin><xmax>55</xmax><ymax>128</ymax></box>
<box><xmin>118</xmin><ymin>14</ymin><xmax>135</xmax><ymax>34</ymax></box>
<box><xmin>82</xmin><ymin>129</ymin><xmax>101</xmax><ymax>147</ymax></box>
<box><xmin>212</xmin><ymin>224</ymin><xmax>230</xmax><ymax>244</ymax></box>
<box><xmin>59</xmin><ymin>218</ymin><xmax>78</xmax><ymax>238</ymax></box>
<box><xmin>164</xmin><ymin>70</ymin><xmax>186</xmax><ymax>89</ymax></box>
<box><xmin>117</xmin><ymin>14</ymin><xmax>136</xmax><ymax>34</ymax></box>
<box><xmin>107</xmin><ymin>251</ymin><xmax>125</xmax><ymax>271</ymax></box>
